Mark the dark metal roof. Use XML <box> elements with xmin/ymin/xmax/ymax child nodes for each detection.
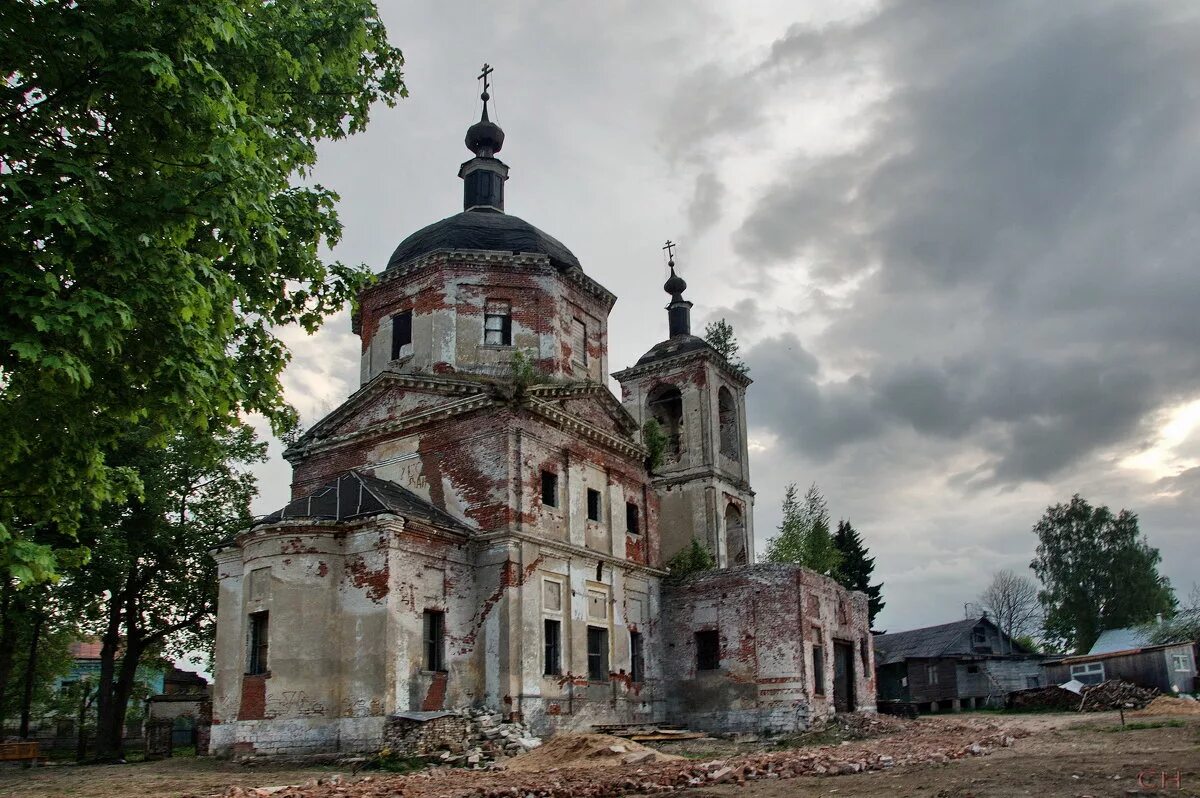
<box><xmin>256</xmin><ymin>471</ymin><xmax>471</xmax><ymax>534</ymax></box>
<box><xmin>634</xmin><ymin>334</ymin><xmax>713</xmax><ymax>366</ymax></box>
<box><xmin>386</xmin><ymin>209</ymin><xmax>581</xmax><ymax>272</ymax></box>
<box><xmin>873</xmin><ymin>617</ymin><xmax>1014</xmax><ymax>666</ymax></box>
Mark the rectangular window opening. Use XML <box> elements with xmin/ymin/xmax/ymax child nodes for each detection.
<box><xmin>812</xmin><ymin>645</ymin><xmax>825</xmax><ymax>694</ymax></box>
<box><xmin>926</xmin><ymin>664</ymin><xmax>939</xmax><ymax>685</ymax></box>
<box><xmin>626</xmin><ymin>502</ymin><xmax>640</xmax><ymax>534</ymax></box>
<box><xmin>572</xmin><ymin>317</ymin><xmax>587</xmax><ymax>366</ymax></box>
<box><xmin>247</xmin><ymin>611</ymin><xmax>269</xmax><ymax>675</ymax></box>
<box><xmin>484</xmin><ymin>300</ymin><xmax>512</xmax><ymax>346</ymax></box>
<box><xmin>423</xmin><ymin>609</ymin><xmax>446</xmax><ymax>672</ymax></box>
<box><xmin>544</xmin><ymin>619</ymin><xmax>562</xmax><ymax>676</ymax></box>
<box><xmin>695</xmin><ymin>629</ymin><xmax>720</xmax><ymax>671</ymax></box>
<box><xmin>587</xmin><ymin>626</ymin><xmax>609</xmax><ymax>682</ymax></box>
<box><xmin>630</xmin><ymin>630</ymin><xmax>645</xmax><ymax>683</ymax></box>
<box><xmin>587</xmin><ymin>488</ymin><xmax>602</xmax><ymax>522</ymax></box>
<box><xmin>396</xmin><ymin>309</ymin><xmax>415</xmax><ymax>360</ymax></box>
<box><xmin>541</xmin><ymin>470</ymin><xmax>558</xmax><ymax>508</ymax></box>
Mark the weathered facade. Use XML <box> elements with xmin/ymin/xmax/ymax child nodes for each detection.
<box><xmin>1040</xmin><ymin>625</ymin><xmax>1197</xmax><ymax>694</ymax></box>
<box><xmin>874</xmin><ymin>617</ymin><xmax>1045</xmax><ymax>712</ymax></box>
<box><xmin>210</xmin><ymin>82</ymin><xmax>872</xmax><ymax>756</ymax></box>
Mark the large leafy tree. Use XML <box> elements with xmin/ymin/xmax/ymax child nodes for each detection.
<box><xmin>766</xmin><ymin>483</ymin><xmax>842</xmax><ymax>577</ymax></box>
<box><xmin>833</xmin><ymin>520</ymin><xmax>884</xmax><ymax>628</ymax></box>
<box><xmin>0</xmin><ymin>0</ymin><xmax>405</xmax><ymax>581</ymax></box>
<box><xmin>62</xmin><ymin>420</ymin><xmax>264</xmax><ymax>760</ymax></box>
<box><xmin>1030</xmin><ymin>495</ymin><xmax>1175</xmax><ymax>653</ymax></box>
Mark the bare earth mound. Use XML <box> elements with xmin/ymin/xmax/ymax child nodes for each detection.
<box><xmin>503</xmin><ymin>732</ymin><xmax>683</xmax><ymax>771</ymax></box>
<box><xmin>1131</xmin><ymin>695</ymin><xmax>1200</xmax><ymax>716</ymax></box>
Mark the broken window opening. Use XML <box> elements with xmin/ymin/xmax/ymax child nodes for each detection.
<box><xmin>544</xmin><ymin>619</ymin><xmax>562</xmax><ymax>676</ymax></box>
<box><xmin>587</xmin><ymin>488</ymin><xmax>602</xmax><ymax>522</ymax></box>
<box><xmin>630</xmin><ymin>630</ymin><xmax>645</xmax><ymax>683</ymax></box>
<box><xmin>540</xmin><ymin>470</ymin><xmax>558</xmax><ymax>508</ymax></box>
<box><xmin>812</xmin><ymin>644</ymin><xmax>825</xmax><ymax>695</ymax></box>
<box><xmin>587</xmin><ymin>626</ymin><xmax>609</xmax><ymax>681</ymax></box>
<box><xmin>647</xmin><ymin>385</ymin><xmax>683</xmax><ymax>461</ymax></box>
<box><xmin>695</xmin><ymin>629</ymin><xmax>720</xmax><ymax>671</ymax></box>
<box><xmin>484</xmin><ymin>299</ymin><xmax>512</xmax><ymax>346</ymax></box>
<box><xmin>423</xmin><ymin>609</ymin><xmax>446</xmax><ymax>672</ymax></box>
<box><xmin>926</xmin><ymin>664</ymin><xmax>939</xmax><ymax>685</ymax></box>
<box><xmin>626</xmin><ymin>502</ymin><xmax>640</xmax><ymax>535</ymax></box>
<box><xmin>247</xmin><ymin>611</ymin><xmax>269</xmax><ymax>675</ymax></box>
<box><xmin>718</xmin><ymin>386</ymin><xmax>739</xmax><ymax>461</ymax></box>
<box><xmin>391</xmin><ymin>310</ymin><xmax>413</xmax><ymax>360</ymax></box>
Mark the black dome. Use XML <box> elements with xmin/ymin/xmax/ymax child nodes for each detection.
<box><xmin>386</xmin><ymin>210</ymin><xmax>581</xmax><ymax>272</ymax></box>
<box><xmin>635</xmin><ymin>334</ymin><xmax>712</xmax><ymax>366</ymax></box>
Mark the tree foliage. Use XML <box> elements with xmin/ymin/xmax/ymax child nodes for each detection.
<box><xmin>703</xmin><ymin>319</ymin><xmax>749</xmax><ymax>376</ymax></box>
<box><xmin>833</xmin><ymin>520</ymin><xmax>885</xmax><ymax>628</ymax></box>
<box><xmin>665</xmin><ymin>538</ymin><xmax>716</xmax><ymax>583</ymax></box>
<box><xmin>978</xmin><ymin>569</ymin><xmax>1041</xmax><ymax>654</ymax></box>
<box><xmin>1030</xmin><ymin>495</ymin><xmax>1175</xmax><ymax>654</ymax></box>
<box><xmin>0</xmin><ymin>0</ymin><xmax>406</xmax><ymax>581</ymax></box>
<box><xmin>1143</xmin><ymin>583</ymin><xmax>1200</xmax><ymax>646</ymax></box>
<box><xmin>642</xmin><ymin>418</ymin><xmax>668</xmax><ymax>473</ymax></box>
<box><xmin>765</xmin><ymin>483</ymin><xmax>842</xmax><ymax>577</ymax></box>
<box><xmin>60</xmin><ymin>420</ymin><xmax>264</xmax><ymax>759</ymax></box>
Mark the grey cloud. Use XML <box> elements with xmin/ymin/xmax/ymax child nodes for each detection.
<box><xmin>687</xmin><ymin>170</ymin><xmax>725</xmax><ymax>233</ymax></box>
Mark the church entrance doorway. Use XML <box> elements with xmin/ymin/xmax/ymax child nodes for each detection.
<box><xmin>833</xmin><ymin>640</ymin><xmax>856</xmax><ymax>713</ymax></box>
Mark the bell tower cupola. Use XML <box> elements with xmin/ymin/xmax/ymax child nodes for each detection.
<box><xmin>662</xmin><ymin>240</ymin><xmax>693</xmax><ymax>338</ymax></box>
<box><xmin>459</xmin><ymin>63</ymin><xmax>509</xmax><ymax>212</ymax></box>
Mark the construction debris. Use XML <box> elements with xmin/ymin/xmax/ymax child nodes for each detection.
<box><xmin>1078</xmin><ymin>680</ymin><xmax>1157</xmax><ymax>712</ymax></box>
<box><xmin>1132</xmin><ymin>695</ymin><xmax>1200</xmax><ymax>717</ymax></box>
<box><xmin>1008</xmin><ymin>685</ymin><xmax>1081</xmax><ymax>711</ymax></box>
<box><xmin>502</xmin><ymin>733</ymin><xmax>683</xmax><ymax>771</ymax></box>
<box><xmin>218</xmin><ymin>719</ymin><xmax>1029</xmax><ymax>798</ymax></box>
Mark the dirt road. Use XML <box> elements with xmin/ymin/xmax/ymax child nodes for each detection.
<box><xmin>0</xmin><ymin>713</ymin><xmax>1194</xmax><ymax>798</ymax></box>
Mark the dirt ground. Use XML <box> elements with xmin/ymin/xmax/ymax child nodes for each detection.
<box><xmin>0</xmin><ymin>712</ymin><xmax>1195</xmax><ymax>798</ymax></box>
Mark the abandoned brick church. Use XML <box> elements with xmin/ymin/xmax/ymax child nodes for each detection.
<box><xmin>210</xmin><ymin>77</ymin><xmax>875</xmax><ymax>756</ymax></box>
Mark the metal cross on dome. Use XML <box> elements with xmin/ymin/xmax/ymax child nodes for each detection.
<box><xmin>478</xmin><ymin>63</ymin><xmax>494</xmax><ymax>98</ymax></box>
<box><xmin>663</xmin><ymin>239</ymin><xmax>676</xmax><ymax>263</ymax></box>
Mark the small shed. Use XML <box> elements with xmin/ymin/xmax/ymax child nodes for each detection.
<box><xmin>1041</xmin><ymin>626</ymin><xmax>1196</xmax><ymax>694</ymax></box>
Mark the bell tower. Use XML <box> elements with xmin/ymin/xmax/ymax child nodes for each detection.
<box><xmin>613</xmin><ymin>244</ymin><xmax>754</xmax><ymax>567</ymax></box>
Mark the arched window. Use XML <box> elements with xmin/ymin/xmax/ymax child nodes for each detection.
<box><xmin>718</xmin><ymin>387</ymin><xmax>739</xmax><ymax>461</ymax></box>
<box><xmin>647</xmin><ymin>384</ymin><xmax>684</xmax><ymax>460</ymax></box>
<box><xmin>725</xmin><ymin>503</ymin><xmax>747</xmax><ymax>566</ymax></box>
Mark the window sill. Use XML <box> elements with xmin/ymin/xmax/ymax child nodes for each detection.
<box><xmin>480</xmin><ymin>344</ymin><xmax>514</xmax><ymax>351</ymax></box>
<box><xmin>244</xmin><ymin>671</ymin><xmax>271</xmax><ymax>678</ymax></box>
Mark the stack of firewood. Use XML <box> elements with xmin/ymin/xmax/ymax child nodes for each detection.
<box><xmin>1078</xmin><ymin>680</ymin><xmax>1158</xmax><ymax>712</ymax></box>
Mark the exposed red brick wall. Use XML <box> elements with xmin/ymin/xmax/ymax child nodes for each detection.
<box><xmin>238</xmin><ymin>675</ymin><xmax>267</xmax><ymax>721</ymax></box>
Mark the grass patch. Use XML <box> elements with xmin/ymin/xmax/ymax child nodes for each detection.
<box><xmin>1097</xmin><ymin>720</ymin><xmax>1186</xmax><ymax>732</ymax></box>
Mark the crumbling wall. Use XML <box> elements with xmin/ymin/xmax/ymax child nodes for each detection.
<box><xmin>660</xmin><ymin>564</ymin><xmax>874</xmax><ymax>735</ymax></box>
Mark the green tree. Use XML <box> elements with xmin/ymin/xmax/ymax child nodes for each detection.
<box><xmin>765</xmin><ymin>483</ymin><xmax>842</xmax><ymax>576</ymax></box>
<box><xmin>665</xmin><ymin>538</ymin><xmax>716</xmax><ymax>583</ymax></box>
<box><xmin>63</xmin><ymin>420</ymin><xmax>264</xmax><ymax>760</ymax></box>
<box><xmin>1143</xmin><ymin>583</ymin><xmax>1199</xmax><ymax>646</ymax></box>
<box><xmin>0</xmin><ymin>0</ymin><xmax>406</xmax><ymax>582</ymax></box>
<box><xmin>642</xmin><ymin>418</ymin><xmax>668</xmax><ymax>473</ymax></box>
<box><xmin>703</xmin><ymin>319</ymin><xmax>749</xmax><ymax>376</ymax></box>
<box><xmin>1030</xmin><ymin>495</ymin><xmax>1175</xmax><ymax>654</ymax></box>
<box><xmin>833</xmin><ymin>520</ymin><xmax>885</xmax><ymax>628</ymax></box>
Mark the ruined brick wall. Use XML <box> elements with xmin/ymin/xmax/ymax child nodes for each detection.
<box><xmin>382</xmin><ymin>714</ymin><xmax>472</xmax><ymax>757</ymax></box>
<box><xmin>660</xmin><ymin>564</ymin><xmax>874</xmax><ymax>735</ymax></box>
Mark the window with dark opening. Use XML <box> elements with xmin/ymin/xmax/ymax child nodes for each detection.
<box><xmin>630</xmin><ymin>630</ymin><xmax>644</xmax><ymax>682</ymax></box>
<box><xmin>540</xmin><ymin>470</ymin><xmax>558</xmax><ymax>508</ymax></box>
<box><xmin>391</xmin><ymin>310</ymin><xmax>413</xmax><ymax>360</ymax></box>
<box><xmin>812</xmin><ymin>645</ymin><xmax>825</xmax><ymax>694</ymax></box>
<box><xmin>647</xmin><ymin>385</ymin><xmax>684</xmax><ymax>460</ymax></box>
<box><xmin>587</xmin><ymin>488</ymin><xmax>601</xmax><ymax>521</ymax></box>
<box><xmin>695</xmin><ymin>629</ymin><xmax>720</xmax><ymax>671</ymax></box>
<box><xmin>247</xmin><ymin>611</ymin><xmax>269</xmax><ymax>675</ymax></box>
<box><xmin>423</xmin><ymin>609</ymin><xmax>446</xmax><ymax>671</ymax></box>
<box><xmin>718</xmin><ymin>386</ymin><xmax>739</xmax><ymax>460</ymax></box>
<box><xmin>484</xmin><ymin>299</ymin><xmax>512</xmax><ymax>345</ymax></box>
<box><xmin>543</xmin><ymin>619</ymin><xmax>561</xmax><ymax>676</ymax></box>
<box><xmin>626</xmin><ymin>502</ymin><xmax>640</xmax><ymax>534</ymax></box>
<box><xmin>572</xmin><ymin>317</ymin><xmax>587</xmax><ymax>366</ymax></box>
<box><xmin>587</xmin><ymin>626</ymin><xmax>609</xmax><ymax>681</ymax></box>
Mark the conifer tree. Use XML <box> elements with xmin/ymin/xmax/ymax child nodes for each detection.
<box><xmin>766</xmin><ymin>483</ymin><xmax>842</xmax><ymax>576</ymax></box>
<box><xmin>833</xmin><ymin>520</ymin><xmax>885</xmax><ymax>628</ymax></box>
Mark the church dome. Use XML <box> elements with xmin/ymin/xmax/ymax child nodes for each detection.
<box><xmin>386</xmin><ymin>209</ymin><xmax>582</xmax><ymax>272</ymax></box>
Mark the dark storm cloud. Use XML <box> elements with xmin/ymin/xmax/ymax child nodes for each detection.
<box><xmin>717</xmin><ymin>1</ymin><xmax>1200</xmax><ymax>486</ymax></box>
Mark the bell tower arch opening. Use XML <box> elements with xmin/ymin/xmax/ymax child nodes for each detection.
<box><xmin>647</xmin><ymin>384</ymin><xmax>684</xmax><ymax>462</ymax></box>
<box><xmin>725</xmin><ymin>502</ymin><xmax>747</xmax><ymax>566</ymax></box>
<box><xmin>718</xmin><ymin>386</ymin><xmax>739</xmax><ymax>461</ymax></box>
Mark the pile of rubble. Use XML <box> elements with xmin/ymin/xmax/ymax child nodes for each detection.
<box><xmin>439</xmin><ymin>708</ymin><xmax>542</xmax><ymax>766</ymax></box>
<box><xmin>383</xmin><ymin>708</ymin><xmax>541</xmax><ymax>768</ymax></box>
<box><xmin>807</xmin><ymin>711</ymin><xmax>911</xmax><ymax>739</ymax></box>
<box><xmin>1008</xmin><ymin>679</ymin><xmax>1158</xmax><ymax>712</ymax></box>
<box><xmin>1078</xmin><ymin>680</ymin><xmax>1158</xmax><ymax>712</ymax></box>
<box><xmin>220</xmin><ymin>719</ymin><xmax>1029</xmax><ymax>798</ymax></box>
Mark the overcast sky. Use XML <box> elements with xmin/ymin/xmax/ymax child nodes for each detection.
<box><xmin>251</xmin><ymin>0</ymin><xmax>1200</xmax><ymax>634</ymax></box>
